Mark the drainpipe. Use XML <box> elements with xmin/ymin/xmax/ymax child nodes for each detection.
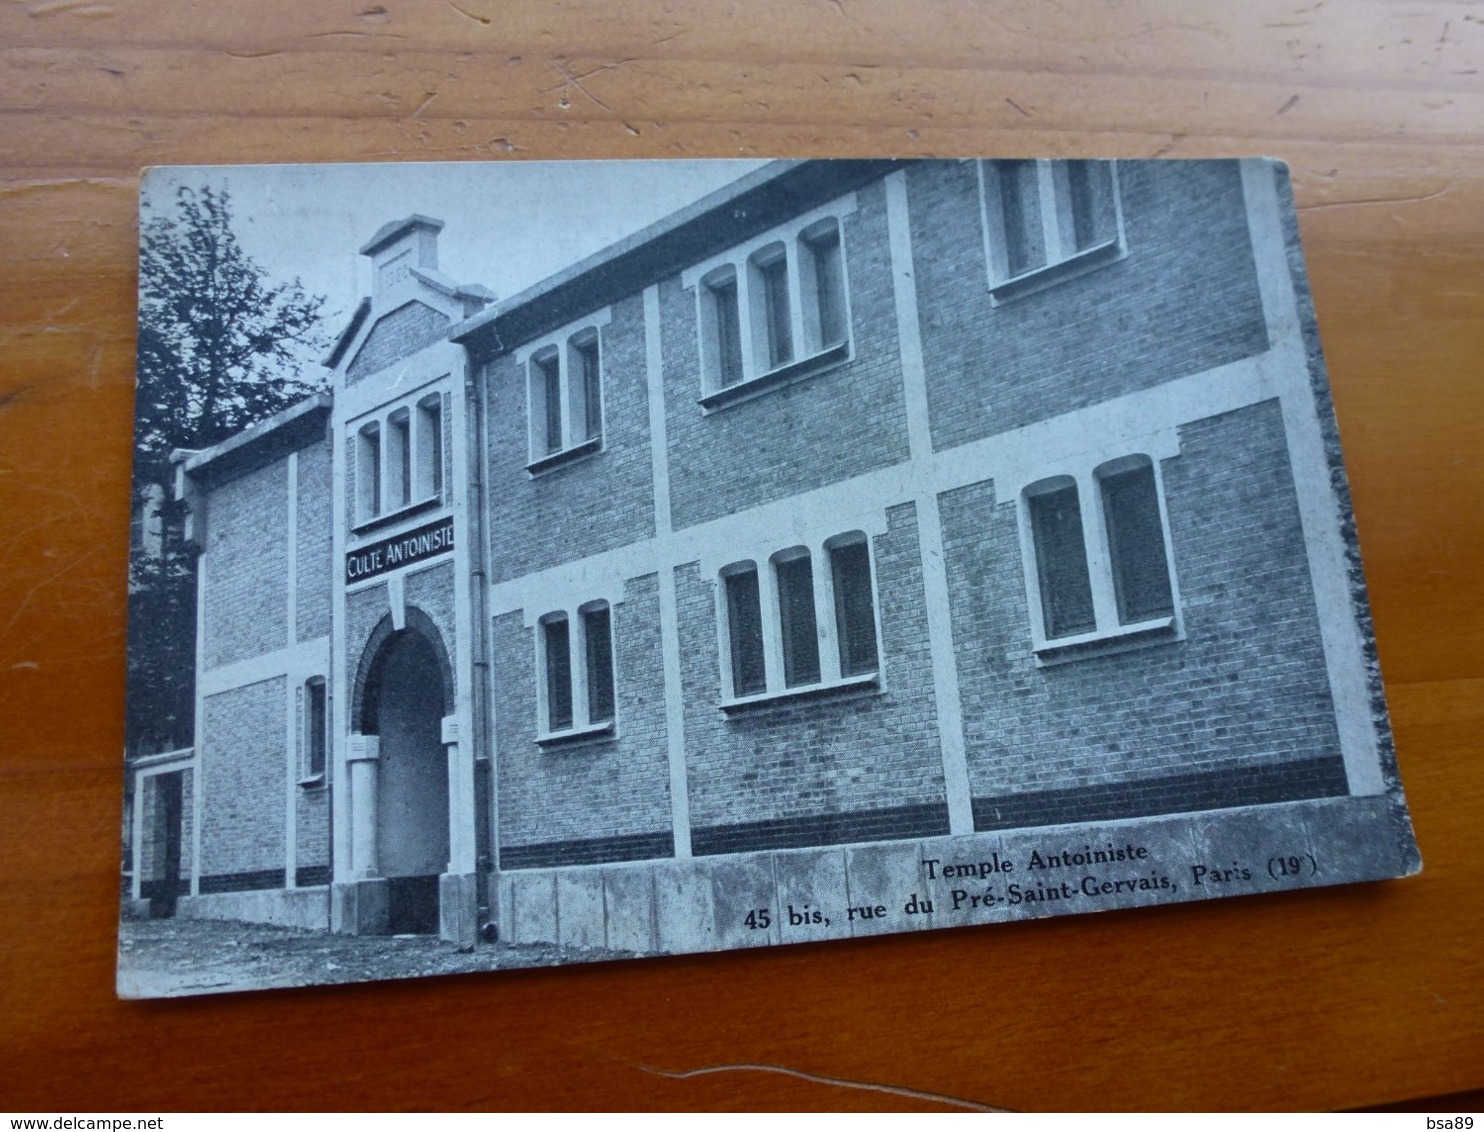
<box><xmin>465</xmin><ymin>355</ymin><xmax>497</xmax><ymax>938</ymax></box>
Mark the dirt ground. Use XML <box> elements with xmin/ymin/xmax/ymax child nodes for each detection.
<box><xmin>116</xmin><ymin>915</ymin><xmax>633</xmax><ymax>998</ymax></box>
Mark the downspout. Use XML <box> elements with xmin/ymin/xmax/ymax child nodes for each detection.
<box><xmin>465</xmin><ymin>352</ymin><xmax>497</xmax><ymax>937</ymax></box>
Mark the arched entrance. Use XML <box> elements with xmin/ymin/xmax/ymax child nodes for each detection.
<box><xmin>353</xmin><ymin>611</ymin><xmax>453</xmax><ymax>935</ymax></box>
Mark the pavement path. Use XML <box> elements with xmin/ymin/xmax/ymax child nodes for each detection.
<box><xmin>116</xmin><ymin>915</ymin><xmax>633</xmax><ymax>998</ymax></box>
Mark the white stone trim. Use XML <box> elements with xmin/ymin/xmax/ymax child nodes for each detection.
<box><xmin>345</xmin><ymin>372</ymin><xmax>452</xmax><ymax>533</ymax></box>
<box><xmin>712</xmin><ymin>530</ymin><xmax>885</xmax><ymax>705</ymax></box>
<box><xmin>646</xmin><ymin>283</ymin><xmax>692</xmax><ymax>857</ymax></box>
<box><xmin>1014</xmin><ymin>454</ymin><xmax>1186</xmax><ymax>660</ymax></box>
<box><xmin>189</xmin><ymin>527</ymin><xmax>208</xmax><ymax>897</ymax></box>
<box><xmin>517</xmin><ymin>308</ymin><xmax>612</xmax><ymax>469</ymax></box>
<box><xmin>487</xmin><ymin>352</ymin><xmax>1281</xmax><ymax>621</ymax></box>
<box><xmin>531</xmin><ymin>600</ymin><xmax>619</xmax><ymax>743</ymax></box>
<box><xmin>388</xmin><ymin>572</ymin><xmax>406</xmax><ymax>631</ymax></box>
<box><xmin>198</xmin><ymin>637</ymin><xmax>330</xmax><ymax>698</ymax></box>
<box><xmin>130</xmin><ymin>750</ymin><xmax>196</xmax><ymax>904</ymax></box>
<box><xmin>887</xmin><ymin>168</ymin><xmax>974</xmax><ymax>835</ymax></box>
<box><xmin>681</xmin><ymin>195</ymin><xmax>859</xmax><ymax>291</ymax></box>
<box><xmin>512</xmin><ymin>307</ymin><xmax>613</xmax><ymax>365</ymax></box>
<box><xmin>977</xmin><ymin>159</ymin><xmax>1128</xmax><ymax>302</ymax></box>
<box><xmin>1240</xmin><ymin>157</ymin><xmax>1383</xmax><ymax>796</ymax></box>
<box><xmin>682</xmin><ymin>194</ymin><xmax>859</xmax><ymax>398</ymax></box>
<box><xmin>285</xmin><ymin>452</ymin><xmax>299</xmax><ymax>887</ymax></box>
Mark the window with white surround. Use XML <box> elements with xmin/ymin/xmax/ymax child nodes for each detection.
<box><xmin>351</xmin><ymin>387</ymin><xmax>447</xmax><ymax>530</ymax></box>
<box><xmin>1020</xmin><ymin>453</ymin><xmax>1180</xmax><ymax>662</ymax></box>
<box><xmin>535</xmin><ymin>600</ymin><xmax>616</xmax><ymax>745</ymax></box>
<box><xmin>300</xmin><ymin>677</ymin><xmax>328</xmax><ymax>784</ymax></box>
<box><xmin>979</xmin><ymin>159</ymin><xmax>1124</xmax><ymax>301</ymax></box>
<box><xmin>685</xmin><ymin>196</ymin><xmax>856</xmax><ymax>410</ymax></box>
<box><xmin>415</xmin><ymin>393</ymin><xmax>443</xmax><ymax>500</ymax></box>
<box><xmin>523</xmin><ymin>315</ymin><xmax>608</xmax><ymax>473</ymax></box>
<box><xmin>717</xmin><ymin>531</ymin><xmax>881</xmax><ymax>709</ymax></box>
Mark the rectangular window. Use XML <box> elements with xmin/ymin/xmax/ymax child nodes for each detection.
<box><xmin>757</xmin><ymin>253</ymin><xmax>793</xmax><ymax>370</ymax></box>
<box><xmin>710</xmin><ymin>276</ymin><xmax>744</xmax><ymax>389</ymax></box>
<box><xmin>1065</xmin><ymin>160</ymin><xmax>1118</xmax><ymax>252</ymax></box>
<box><xmin>542</xmin><ymin>616</ymin><xmax>573</xmax><ymax>732</ymax></box>
<box><xmin>691</xmin><ymin>201</ymin><xmax>856</xmax><ymax>406</ymax></box>
<box><xmin>357</xmin><ymin>423</ymin><xmax>381</xmax><ymax>520</ymax></box>
<box><xmin>830</xmin><ymin>539</ymin><xmax>879</xmax><ymax>677</ymax></box>
<box><xmin>719</xmin><ymin>531</ymin><xmax>880</xmax><ymax>704</ymax></box>
<box><xmin>775</xmin><ymin>552</ymin><xmax>821</xmax><ymax>688</ymax></box>
<box><xmin>999</xmin><ymin>159</ymin><xmax>1046</xmax><ymax>279</ymax></box>
<box><xmin>389</xmin><ymin>409</ymin><xmax>411</xmax><ymax>509</ymax></box>
<box><xmin>1100</xmin><ymin>463</ymin><xmax>1174</xmax><ymax>623</ymax></box>
<box><xmin>724</xmin><ymin>567</ymin><xmax>766</xmax><ymax>696</ymax></box>
<box><xmin>1022</xmin><ymin>456</ymin><xmax>1179</xmax><ymax>657</ymax></box>
<box><xmin>417</xmin><ymin>396</ymin><xmax>443</xmax><ymax>500</ymax></box>
<box><xmin>575</xmin><ymin>338</ymin><xmax>602</xmax><ymax>442</ymax></box>
<box><xmin>535</xmin><ymin>353</ymin><xmax>562</xmax><ymax>456</ymax></box>
<box><xmin>806</xmin><ymin>226</ymin><xmax>847</xmax><ymax>349</ymax></box>
<box><xmin>306</xmin><ymin>680</ymin><xmax>327</xmax><ymax>779</ymax></box>
<box><xmin>983</xmin><ymin>159</ymin><xmax>1122</xmax><ymax>296</ymax></box>
<box><xmin>583</xmin><ymin>605</ymin><xmax>615</xmax><ymax>725</ymax></box>
<box><xmin>525</xmin><ymin>320</ymin><xmax>608</xmax><ymax>469</ymax></box>
<box><xmin>1029</xmin><ymin>483</ymin><xmax>1096</xmax><ymax>639</ymax></box>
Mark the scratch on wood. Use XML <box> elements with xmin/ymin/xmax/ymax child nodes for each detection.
<box><xmin>1275</xmin><ymin>93</ymin><xmax>1301</xmax><ymax>116</ymax></box>
<box><xmin>634</xmin><ymin>1062</ymin><xmax>1010</xmax><ymax>1112</ymax></box>
<box><xmin>548</xmin><ymin>59</ymin><xmax>619</xmax><ymax>113</ymax></box>
<box><xmin>304</xmin><ymin>29</ymin><xmax>407</xmax><ymax>40</ymax></box>
<box><xmin>1005</xmin><ymin>97</ymin><xmax>1032</xmax><ymax>118</ymax></box>
<box><xmin>449</xmin><ymin>1</ymin><xmax>490</xmax><ymax>25</ymax></box>
<box><xmin>27</xmin><ymin>0</ymin><xmax>113</xmax><ymax>15</ymax></box>
<box><xmin>411</xmin><ymin>91</ymin><xmax>439</xmax><ymax>118</ymax></box>
<box><xmin>0</xmin><ymin>386</ymin><xmax>32</xmax><ymax>412</ymax></box>
<box><xmin>0</xmin><ymin>177</ymin><xmax>133</xmax><ymax>199</ymax></box>
<box><xmin>1297</xmin><ymin>185</ymin><xmax>1453</xmax><ymax>212</ymax></box>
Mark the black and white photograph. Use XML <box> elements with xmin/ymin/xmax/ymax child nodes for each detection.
<box><xmin>117</xmin><ymin>156</ymin><xmax>1420</xmax><ymax>999</ymax></box>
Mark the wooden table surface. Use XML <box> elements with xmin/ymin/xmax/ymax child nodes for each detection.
<box><xmin>2</xmin><ymin>0</ymin><xmax>1481</xmax><ymax>1112</ymax></box>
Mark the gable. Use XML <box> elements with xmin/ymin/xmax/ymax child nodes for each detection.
<box><xmin>346</xmin><ymin>300</ymin><xmax>450</xmax><ymax>383</ymax></box>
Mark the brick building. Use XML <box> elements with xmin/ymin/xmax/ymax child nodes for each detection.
<box><xmin>129</xmin><ymin>158</ymin><xmax>1402</xmax><ymax>950</ymax></box>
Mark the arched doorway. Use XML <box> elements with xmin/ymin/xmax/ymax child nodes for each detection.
<box><xmin>356</xmin><ymin>614</ymin><xmax>452</xmax><ymax>934</ymax></box>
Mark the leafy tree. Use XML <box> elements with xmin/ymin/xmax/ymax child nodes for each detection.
<box><xmin>127</xmin><ymin>184</ymin><xmax>330</xmax><ymax>753</ymax></box>
<box><xmin>134</xmin><ymin>184</ymin><xmax>330</xmax><ymax>484</ymax></box>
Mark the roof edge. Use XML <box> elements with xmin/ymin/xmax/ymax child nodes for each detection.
<box><xmin>451</xmin><ymin>160</ymin><xmax>810</xmax><ymax>347</ymax></box>
<box><xmin>182</xmin><ymin>391</ymin><xmax>333</xmax><ymax>486</ymax></box>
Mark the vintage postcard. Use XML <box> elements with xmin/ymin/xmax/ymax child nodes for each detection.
<box><xmin>118</xmin><ymin>157</ymin><xmax>1419</xmax><ymax>998</ymax></box>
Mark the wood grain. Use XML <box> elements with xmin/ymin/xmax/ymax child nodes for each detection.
<box><xmin>1</xmin><ymin>0</ymin><xmax>1481</xmax><ymax>1112</ymax></box>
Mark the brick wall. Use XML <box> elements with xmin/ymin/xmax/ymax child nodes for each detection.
<box><xmin>199</xmin><ymin>677</ymin><xmax>287</xmax><ymax>887</ymax></box>
<box><xmin>493</xmin><ymin>572</ymin><xmax>674</xmax><ymax>867</ymax></box>
<box><xmin>909</xmin><ymin>159</ymin><xmax>1270</xmax><ymax>452</ymax></box>
<box><xmin>202</xmin><ymin>459</ymin><xmax>288</xmax><ymax>670</ymax></box>
<box><xmin>405</xmin><ymin>560</ymin><xmax>459</xmax><ymax>682</ymax></box>
<box><xmin>661</xmin><ymin>179</ymin><xmax>913</xmax><ymax>531</ymax></box>
<box><xmin>295</xmin><ymin>439</ymin><xmax>333</xmax><ymax>643</ymax></box>
<box><xmin>939</xmin><ymin>398</ymin><xmax>1344</xmax><ymax>826</ymax></box>
<box><xmin>295</xmin><ymin>785</ymin><xmax>330</xmax><ymax>886</ymax></box>
<box><xmin>677</xmin><ymin>504</ymin><xmax>949</xmax><ymax>852</ymax></box>
<box><xmin>484</xmin><ymin>291</ymin><xmax>656</xmax><ymax>583</ymax></box>
<box><xmin>346</xmin><ymin>300</ymin><xmax>450</xmax><ymax>384</ymax></box>
<box><xmin>345</xmin><ymin>582</ymin><xmax>388</xmax><ymax>687</ymax></box>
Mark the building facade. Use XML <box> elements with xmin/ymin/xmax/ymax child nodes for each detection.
<box><xmin>130</xmin><ymin>158</ymin><xmax>1392</xmax><ymax>950</ymax></box>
